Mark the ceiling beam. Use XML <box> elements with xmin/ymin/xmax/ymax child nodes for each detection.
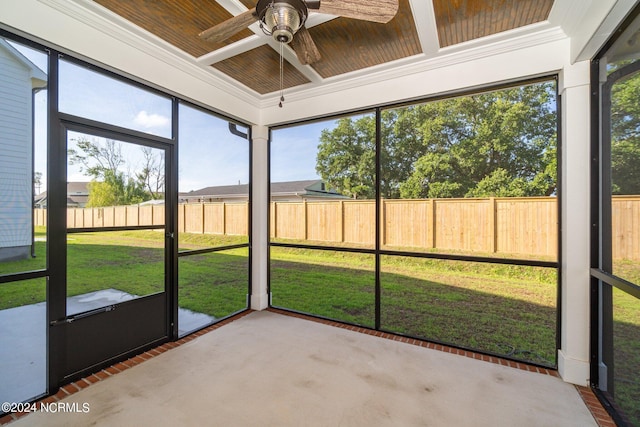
<box><xmin>197</xmin><ymin>8</ymin><xmax>336</xmax><ymax>82</ymax></box>
<box><xmin>409</xmin><ymin>0</ymin><xmax>440</xmax><ymax>56</ymax></box>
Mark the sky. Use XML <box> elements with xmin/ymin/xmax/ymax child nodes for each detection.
<box><xmin>11</xmin><ymin>39</ymin><xmax>341</xmax><ymax>194</ymax></box>
<box><xmin>11</xmin><ymin>41</ymin><xmax>256</xmax><ymax>193</ymax></box>
<box><xmin>270</xmin><ymin>121</ymin><xmax>333</xmax><ymax>183</ymax></box>
<box><xmin>11</xmin><ymin>38</ymin><xmax>560</xmax><ymax>199</ymax></box>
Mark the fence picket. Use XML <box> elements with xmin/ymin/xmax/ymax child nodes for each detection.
<box><xmin>35</xmin><ymin>196</ymin><xmax>640</xmax><ymax>260</ymax></box>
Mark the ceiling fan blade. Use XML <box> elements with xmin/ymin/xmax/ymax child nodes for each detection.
<box><xmin>315</xmin><ymin>0</ymin><xmax>398</xmax><ymax>24</ymax></box>
<box><xmin>290</xmin><ymin>26</ymin><xmax>321</xmax><ymax>65</ymax></box>
<box><xmin>199</xmin><ymin>8</ymin><xmax>258</xmax><ymax>44</ymax></box>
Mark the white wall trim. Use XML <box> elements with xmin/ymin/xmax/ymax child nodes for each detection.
<box><xmin>258</xmin><ymin>27</ymin><xmax>568</xmax><ymax>110</ymax></box>
<box><xmin>250</xmin><ymin>125</ymin><xmax>270</xmax><ymax>311</ymax></box>
<box><xmin>558</xmin><ymin>60</ymin><xmax>591</xmax><ymax>386</ymax></box>
<box><xmin>11</xmin><ymin>0</ymin><xmax>570</xmax><ymax>120</ymax></box>
<box><xmin>260</xmin><ymin>38</ymin><xmax>569</xmax><ymax>126</ymax></box>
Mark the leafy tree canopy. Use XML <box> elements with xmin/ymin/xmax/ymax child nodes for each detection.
<box><xmin>86</xmin><ymin>170</ymin><xmax>148</xmax><ymax>208</ymax></box>
<box><xmin>316</xmin><ymin>82</ymin><xmax>558</xmax><ymax>199</ymax></box>
<box><xmin>611</xmin><ymin>71</ymin><xmax>640</xmax><ymax>194</ymax></box>
<box><xmin>69</xmin><ymin>137</ymin><xmax>163</xmax><ymax>207</ymax></box>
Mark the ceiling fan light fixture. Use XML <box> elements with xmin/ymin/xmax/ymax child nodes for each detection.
<box><xmin>258</xmin><ymin>0</ymin><xmax>307</xmax><ymax>44</ymax></box>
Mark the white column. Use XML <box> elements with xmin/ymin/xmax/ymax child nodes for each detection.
<box><xmin>558</xmin><ymin>60</ymin><xmax>591</xmax><ymax>386</ymax></box>
<box><xmin>250</xmin><ymin>125</ymin><xmax>270</xmax><ymax>310</ymax></box>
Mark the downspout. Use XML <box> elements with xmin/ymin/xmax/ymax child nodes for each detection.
<box><xmin>31</xmin><ymin>87</ymin><xmax>44</xmax><ymax>258</ymax></box>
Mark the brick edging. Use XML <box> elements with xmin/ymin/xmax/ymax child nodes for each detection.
<box><xmin>267</xmin><ymin>308</ymin><xmax>616</xmax><ymax>427</ymax></box>
<box><xmin>266</xmin><ymin>308</ymin><xmax>558</xmax><ymax>375</ymax></box>
<box><xmin>0</xmin><ymin>308</ymin><xmax>616</xmax><ymax>427</ymax></box>
<box><xmin>0</xmin><ymin>310</ymin><xmax>254</xmax><ymax>425</ymax></box>
<box><xmin>575</xmin><ymin>386</ymin><xmax>617</xmax><ymax>427</ymax></box>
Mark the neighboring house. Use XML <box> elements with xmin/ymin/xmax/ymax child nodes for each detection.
<box><xmin>180</xmin><ymin>179</ymin><xmax>349</xmax><ymax>203</ymax></box>
<box><xmin>0</xmin><ymin>39</ymin><xmax>47</xmax><ymax>262</ymax></box>
<box><xmin>34</xmin><ymin>182</ymin><xmax>90</xmax><ymax>208</ymax></box>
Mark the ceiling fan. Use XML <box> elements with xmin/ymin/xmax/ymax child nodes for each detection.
<box><xmin>199</xmin><ymin>0</ymin><xmax>399</xmax><ymax>66</ymax></box>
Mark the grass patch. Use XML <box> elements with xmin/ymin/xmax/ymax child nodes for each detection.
<box><xmin>270</xmin><ymin>247</ymin><xmax>558</xmax><ymax>365</ymax></box>
<box><xmin>179</xmin><ymin>232</ymin><xmax>247</xmax><ymax>251</ymax></box>
<box><xmin>613</xmin><ymin>288</ymin><xmax>640</xmax><ymax>426</ymax></box>
<box><xmin>0</xmin><ymin>230</ymin><xmax>248</xmax><ymax>321</ymax></box>
<box><xmin>179</xmin><ymin>249</ymin><xmax>248</xmax><ymax>318</ymax></box>
<box><xmin>1</xmin><ymin>229</ymin><xmax>638</xmax><ymax>378</ymax></box>
<box><xmin>380</xmin><ymin>263</ymin><xmax>557</xmax><ymax>365</ymax></box>
<box><xmin>271</xmin><ymin>255</ymin><xmax>376</xmax><ymax>327</ymax></box>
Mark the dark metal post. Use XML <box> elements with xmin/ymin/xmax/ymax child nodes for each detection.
<box><xmin>47</xmin><ymin>49</ymin><xmax>67</xmax><ymax>392</ymax></box>
<box><xmin>375</xmin><ymin>108</ymin><xmax>382</xmax><ymax>330</ymax></box>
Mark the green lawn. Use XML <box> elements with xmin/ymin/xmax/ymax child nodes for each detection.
<box><xmin>613</xmin><ymin>288</ymin><xmax>640</xmax><ymax>426</ymax></box>
<box><xmin>270</xmin><ymin>247</ymin><xmax>558</xmax><ymax>365</ymax></box>
<box><xmin>1</xmin><ymin>229</ymin><xmax>638</xmax><ymax>392</ymax></box>
<box><xmin>0</xmin><ymin>228</ymin><xmax>248</xmax><ymax>319</ymax></box>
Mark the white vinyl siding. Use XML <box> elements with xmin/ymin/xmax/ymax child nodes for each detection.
<box><xmin>0</xmin><ymin>44</ymin><xmax>35</xmax><ymax>249</ymax></box>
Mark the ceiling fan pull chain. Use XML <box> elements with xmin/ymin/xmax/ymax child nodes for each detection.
<box><xmin>279</xmin><ymin>41</ymin><xmax>285</xmax><ymax>108</ymax></box>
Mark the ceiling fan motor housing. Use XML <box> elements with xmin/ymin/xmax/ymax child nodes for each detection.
<box><xmin>257</xmin><ymin>0</ymin><xmax>308</xmax><ymax>44</ymax></box>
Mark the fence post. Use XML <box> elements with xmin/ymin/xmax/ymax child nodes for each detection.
<box><xmin>272</xmin><ymin>202</ymin><xmax>277</xmax><ymax>239</ymax></box>
<box><xmin>381</xmin><ymin>199</ymin><xmax>386</xmax><ymax>246</ymax></box>
<box><xmin>489</xmin><ymin>197</ymin><xmax>497</xmax><ymax>253</ymax></box>
<box><xmin>222</xmin><ymin>202</ymin><xmax>226</xmax><ymax>236</ymax></box>
<box><xmin>201</xmin><ymin>202</ymin><xmax>205</xmax><ymax>234</ymax></box>
<box><xmin>339</xmin><ymin>200</ymin><xmax>344</xmax><ymax>242</ymax></box>
<box><xmin>178</xmin><ymin>203</ymin><xmax>187</xmax><ymax>232</ymax></box>
<box><xmin>430</xmin><ymin>199</ymin><xmax>436</xmax><ymax>248</ymax></box>
<box><xmin>303</xmin><ymin>200</ymin><xmax>308</xmax><ymax>240</ymax></box>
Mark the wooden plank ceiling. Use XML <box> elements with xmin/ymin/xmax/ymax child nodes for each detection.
<box><xmin>94</xmin><ymin>0</ymin><xmax>555</xmax><ymax>95</ymax></box>
<box><xmin>433</xmin><ymin>0</ymin><xmax>554</xmax><ymax>47</ymax></box>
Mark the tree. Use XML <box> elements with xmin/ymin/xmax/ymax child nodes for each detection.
<box><xmin>68</xmin><ymin>137</ymin><xmax>124</xmax><ymax>180</ymax></box>
<box><xmin>86</xmin><ymin>170</ymin><xmax>147</xmax><ymax>207</ymax></box>
<box><xmin>610</xmin><ymin>71</ymin><xmax>640</xmax><ymax>194</ymax></box>
<box><xmin>316</xmin><ymin>116</ymin><xmax>376</xmax><ymax>199</ymax></box>
<box><xmin>137</xmin><ymin>147</ymin><xmax>165</xmax><ymax>199</ymax></box>
<box><xmin>33</xmin><ymin>171</ymin><xmax>42</xmax><ymax>194</ymax></box>
<box><xmin>316</xmin><ymin>82</ymin><xmax>558</xmax><ymax>199</ymax></box>
<box><xmin>69</xmin><ymin>137</ymin><xmax>157</xmax><ymax>207</ymax></box>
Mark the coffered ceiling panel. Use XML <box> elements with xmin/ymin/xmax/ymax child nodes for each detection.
<box><xmin>307</xmin><ymin>0</ymin><xmax>421</xmax><ymax>79</ymax></box>
<box><xmin>94</xmin><ymin>0</ymin><xmax>254</xmax><ymax>57</ymax></box>
<box><xmin>87</xmin><ymin>0</ymin><xmax>567</xmax><ymax>101</ymax></box>
<box><xmin>212</xmin><ymin>44</ymin><xmax>311</xmax><ymax>95</ymax></box>
<box><xmin>433</xmin><ymin>0</ymin><xmax>555</xmax><ymax>47</ymax></box>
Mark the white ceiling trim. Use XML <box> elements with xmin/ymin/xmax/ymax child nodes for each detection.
<box><xmin>570</xmin><ymin>0</ymin><xmax>638</xmax><ymax>62</ymax></box>
<box><xmin>36</xmin><ymin>0</ymin><xmax>574</xmax><ymax>111</ymax></box>
<box><xmin>216</xmin><ymin>0</ymin><xmax>251</xmax><ymax>15</ymax></box>
<box><xmin>548</xmin><ymin>0</ymin><xmax>599</xmax><ymax>36</ymax></box>
<box><xmin>197</xmin><ymin>35</ymin><xmax>265</xmax><ymax>65</ymax></box>
<box><xmin>260</xmin><ymin>25</ymin><xmax>568</xmax><ymax>108</ymax></box>
<box><xmin>40</xmin><ymin>0</ymin><xmax>263</xmax><ymax>105</ymax></box>
<box><xmin>262</xmin><ymin>38</ymin><xmax>324</xmax><ymax>83</ymax></box>
<box><xmin>409</xmin><ymin>0</ymin><xmax>440</xmax><ymax>56</ymax></box>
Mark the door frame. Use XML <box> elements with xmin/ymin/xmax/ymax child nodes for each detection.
<box><xmin>48</xmin><ymin>114</ymin><xmax>178</xmax><ymax>386</ymax></box>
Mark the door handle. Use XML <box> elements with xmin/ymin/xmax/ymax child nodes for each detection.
<box><xmin>49</xmin><ymin>304</ymin><xmax>117</xmax><ymax>326</ymax></box>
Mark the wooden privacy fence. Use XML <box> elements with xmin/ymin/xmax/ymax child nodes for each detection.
<box><xmin>271</xmin><ymin>197</ymin><xmax>558</xmax><ymax>258</ymax></box>
<box><xmin>44</xmin><ymin>203</ymin><xmax>248</xmax><ymax>236</ymax></box>
<box><xmin>62</xmin><ymin>205</ymin><xmax>166</xmax><ymax>229</ymax></box>
<box><xmin>33</xmin><ymin>196</ymin><xmax>640</xmax><ymax>260</ymax></box>
<box><xmin>179</xmin><ymin>203</ymin><xmax>247</xmax><ymax>235</ymax></box>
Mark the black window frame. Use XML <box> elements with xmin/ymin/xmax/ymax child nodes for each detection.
<box><xmin>268</xmin><ymin>76</ymin><xmax>561</xmax><ymax>368</ymax></box>
<box><xmin>0</xmin><ymin>26</ymin><xmax>253</xmax><ymax>406</ymax></box>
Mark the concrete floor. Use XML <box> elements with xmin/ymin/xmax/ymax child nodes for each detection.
<box><xmin>0</xmin><ymin>290</ymin><xmax>213</xmax><ymax>404</ymax></box>
<box><xmin>11</xmin><ymin>311</ymin><xmax>597</xmax><ymax>426</ymax></box>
